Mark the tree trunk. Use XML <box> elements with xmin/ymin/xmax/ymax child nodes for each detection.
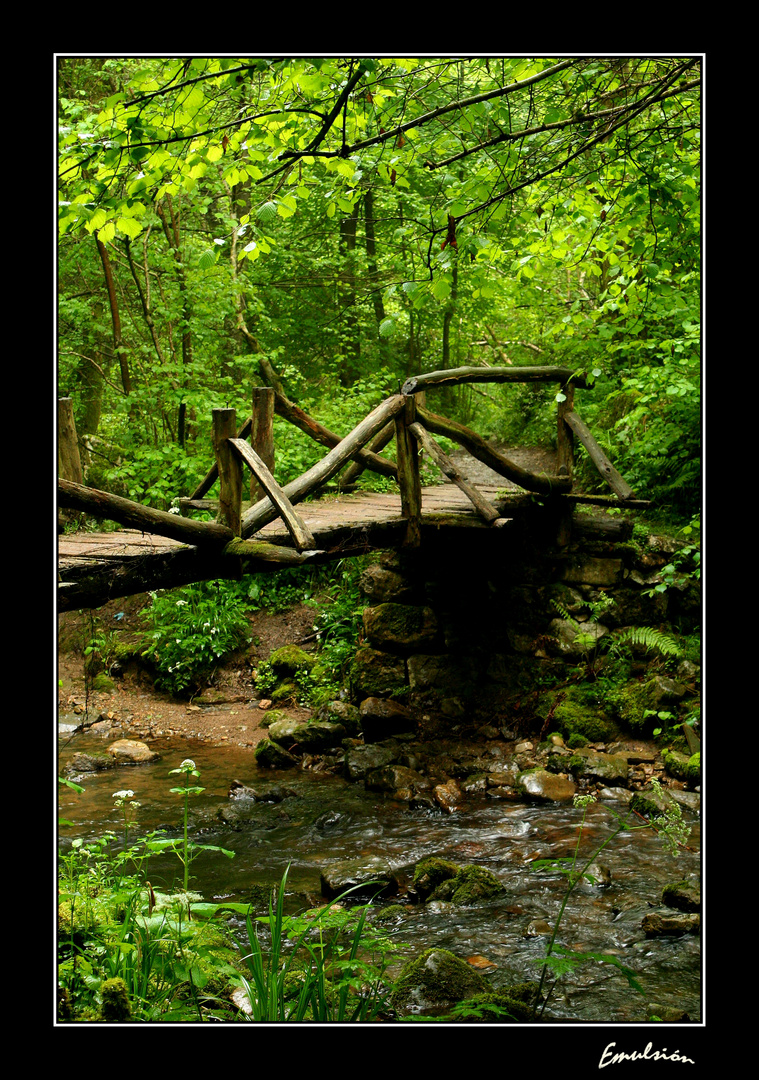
<box><xmin>95</xmin><ymin>232</ymin><xmax>131</xmax><ymax>395</ymax></box>
<box><xmin>363</xmin><ymin>186</ymin><xmax>389</xmax><ymax>363</ymax></box>
<box><xmin>338</xmin><ymin>203</ymin><xmax>361</xmax><ymax>385</ymax></box>
<box><xmin>157</xmin><ymin>195</ymin><xmax>193</xmax><ymax>444</ymax></box>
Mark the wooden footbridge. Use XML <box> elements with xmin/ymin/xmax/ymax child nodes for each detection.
<box><xmin>58</xmin><ymin>365</ymin><xmax>646</xmax><ymax>612</ymax></box>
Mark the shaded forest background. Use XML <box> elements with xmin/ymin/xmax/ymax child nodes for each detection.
<box><xmin>57</xmin><ymin>56</ymin><xmax>701</xmax><ymax>522</ymax></box>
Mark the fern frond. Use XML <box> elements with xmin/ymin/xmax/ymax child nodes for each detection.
<box><xmin>613</xmin><ymin>627</ymin><xmax>682</xmax><ymax>658</ymax></box>
<box><xmin>551</xmin><ymin>599</ymin><xmax>574</xmax><ymax>623</ymax></box>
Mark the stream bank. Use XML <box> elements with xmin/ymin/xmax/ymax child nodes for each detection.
<box><xmin>57</xmin><ymin>517</ymin><xmax>702</xmax><ymax>1024</ymax></box>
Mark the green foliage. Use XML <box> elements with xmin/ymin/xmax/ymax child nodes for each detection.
<box><xmin>58</xmin><ymin>771</ymin><xmax>240</xmax><ymax>1022</ymax></box>
<box><xmin>58</xmin><ymin>55</ymin><xmax>701</xmax><ymax>526</ymax></box>
<box><xmin>643</xmin><ymin>516</ymin><xmax>701</xmax><ymax>596</ymax></box>
<box><xmin>236</xmin><ymin>865</ymin><xmax>399</xmax><ymax>1021</ymax></box>
<box><xmin>611</xmin><ymin>626</ymin><xmax>683</xmax><ymax>659</ymax></box>
<box><xmin>140</xmin><ymin>581</ymin><xmax>251</xmax><ymax>694</ymax></box>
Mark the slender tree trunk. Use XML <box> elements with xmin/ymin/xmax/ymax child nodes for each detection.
<box><xmin>74</xmin><ymin>299</ymin><xmax>108</xmax><ymax>460</ymax></box>
<box><xmin>338</xmin><ymin>203</ymin><xmax>361</xmax><ymax>385</ymax></box>
<box><xmin>157</xmin><ymin>195</ymin><xmax>193</xmax><ymax>445</ymax></box>
<box><xmin>95</xmin><ymin>232</ymin><xmax>131</xmax><ymax>395</ymax></box>
<box><xmin>363</xmin><ymin>186</ymin><xmax>389</xmax><ymax>364</ymax></box>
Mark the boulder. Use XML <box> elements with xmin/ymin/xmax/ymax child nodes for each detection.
<box><xmin>360</xmin><ymin>564</ymin><xmax>417</xmax><ymax>604</ymax></box>
<box><xmin>362</xmin><ymin>603</ymin><xmax>440</xmax><ymax>654</ymax></box>
<box><xmin>517</xmin><ymin>768</ymin><xmax>577</xmax><ymax>802</ymax></box>
<box><xmin>359</xmin><ymin>697</ymin><xmax>416</xmax><ymax>742</ymax></box>
<box><xmin>568</xmin><ymin>748</ymin><xmax>629</xmax><ymax>786</ymax></box>
<box><xmin>227</xmin><ymin>780</ymin><xmax>295</xmax><ymax>802</ymax></box>
<box><xmin>642</xmin><ymin>911</ymin><xmax>700</xmax><ymax>937</ymax></box>
<box><xmin>106</xmin><ymin>739</ymin><xmax>160</xmax><ymax>765</ymax></box>
<box><xmin>343</xmin><ymin>742</ymin><xmax>398</xmax><ymax>782</ymax></box>
<box><xmin>314</xmin><ymin>700</ymin><xmax>362</xmax><ymax>735</ymax></box>
<box><xmin>365</xmin><ymin>764</ymin><xmax>427</xmax><ymax>800</ymax></box>
<box><xmin>662</xmin><ymin>878</ymin><xmax>700</xmax><ymax>913</ymax></box>
<box><xmin>253</xmin><ymin>739</ymin><xmax>300</xmax><ymax>769</ymax></box>
<box><xmin>390</xmin><ymin>948</ymin><xmax>490</xmax><ymax>1017</ymax></box>
<box><xmin>350</xmin><ymin>647</ymin><xmax>407</xmax><ymax>700</ymax></box>
<box><xmin>268</xmin><ymin>645</ymin><xmax>315</xmax><ymax>678</ymax></box>
<box><xmin>268</xmin><ymin>717</ymin><xmax>346</xmax><ymax>752</ymax></box>
<box><xmin>320</xmin><ymin>856</ymin><xmax>399</xmax><ymax>900</ymax></box>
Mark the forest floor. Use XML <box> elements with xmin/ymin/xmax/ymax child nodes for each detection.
<box><xmin>58</xmin><ymin>595</ymin><xmax>319</xmax><ymax>751</ymax></box>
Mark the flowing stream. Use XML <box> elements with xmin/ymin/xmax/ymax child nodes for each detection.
<box><xmin>58</xmin><ymin>732</ymin><xmax>701</xmax><ymax>1023</ymax></box>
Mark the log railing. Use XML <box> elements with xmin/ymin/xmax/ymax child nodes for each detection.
<box><xmin>58</xmin><ymin>363</ymin><xmax>644</xmax><ymax>572</ymax></box>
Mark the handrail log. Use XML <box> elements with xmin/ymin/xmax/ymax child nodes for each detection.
<box><xmin>186</xmin><ymin>391</ymin><xmax>398</xmax><ymax>506</ymax></box>
<box><xmin>272</xmin><ymin>394</ymin><xmax>399</xmax><ymax>478</ymax></box>
<box><xmin>58</xmin><ymin>478</ymin><xmax>235</xmax><ymax>547</ymax></box>
<box><xmin>562</xmin><ymin>410</ymin><xmax>635</xmax><ymax>499</ymax></box>
<box><xmin>241</xmin><ymin>394</ymin><xmax>406</xmax><ymax>538</ymax></box>
<box><xmin>416</xmin><ymin>405</ymin><xmax>572</xmax><ymax>495</ymax></box>
<box><xmin>402</xmin><ymin>365</ymin><xmax>589</xmax><ymax>395</ymax></box>
<box><xmin>229</xmin><ymin>438</ymin><xmax>316</xmax><ymax>552</ymax></box>
<box><xmin>409</xmin><ymin>422</ymin><xmax>505</xmax><ymax>526</ymax></box>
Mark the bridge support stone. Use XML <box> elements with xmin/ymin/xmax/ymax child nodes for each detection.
<box><xmin>348</xmin><ymin>510</ymin><xmax>700</xmax><ymax>731</ymax></box>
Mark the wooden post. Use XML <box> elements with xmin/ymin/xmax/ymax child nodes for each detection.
<box><xmin>250</xmin><ymin>387</ymin><xmax>275</xmax><ymax>504</ymax></box>
<box><xmin>241</xmin><ymin>393</ymin><xmax>405</xmax><ymax>538</ymax></box>
<box><xmin>563</xmin><ymin>410</ymin><xmax>635</xmax><ymax>499</ymax></box>
<box><xmin>58</xmin><ymin>398</ymin><xmax>83</xmax><ymax>485</ymax></box>
<box><xmin>556</xmin><ymin>383</ymin><xmax>575</xmax><ymax>481</ymax></box>
<box><xmin>395</xmin><ymin>394</ymin><xmax>422</xmax><ymax>547</ymax></box>
<box><xmin>556</xmin><ymin>383</ymin><xmax>575</xmax><ymax>546</ymax></box>
<box><xmin>213</xmin><ymin>408</ymin><xmax>242</xmax><ymax>536</ymax></box>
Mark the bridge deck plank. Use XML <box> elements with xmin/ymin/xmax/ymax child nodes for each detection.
<box><xmin>57</xmin><ymin>482</ymin><xmax>509</xmax><ymax>566</ymax></box>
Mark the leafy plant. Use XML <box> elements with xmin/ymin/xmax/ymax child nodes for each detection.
<box><xmin>611</xmin><ymin>626</ymin><xmax>683</xmax><ymax>659</ymax></box>
<box><xmin>643</xmin><ymin>516</ymin><xmax>701</xmax><ymax>597</ymax></box>
<box><xmin>84</xmin><ymin>618</ymin><xmax>120</xmax><ymax>676</ymax></box>
<box><xmin>235</xmin><ymin>865</ymin><xmax>399</xmax><ymax>1022</ymax></box>
<box><xmin>140</xmin><ymin>581</ymin><xmax>251</xmax><ymax>694</ymax></box>
<box><xmin>58</xmin><ymin>769</ymin><xmax>240</xmax><ymax>1022</ymax></box>
<box><xmin>147</xmin><ymin>760</ymin><xmax>235</xmax><ymax>894</ymax></box>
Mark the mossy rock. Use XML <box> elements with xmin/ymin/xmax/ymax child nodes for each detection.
<box><xmin>540</xmin><ymin>687</ymin><xmax>619</xmax><ymax>743</ymax></box>
<box><xmin>567</xmin><ymin>732</ymin><xmax>589</xmax><ymax>749</ymax></box>
<box><xmin>91</xmin><ymin>673</ymin><xmax>116</xmax><ymax>693</ymax></box>
<box><xmin>362</xmin><ymin>602</ymin><xmax>439</xmax><ymax>653</ymax></box>
<box><xmin>413</xmin><ymin>858</ymin><xmax>505</xmax><ymax>906</ymax></box>
<box><xmin>350</xmin><ymin>646</ymin><xmax>407</xmax><ymax>700</ymax></box>
<box><xmin>271</xmin><ymin>679</ymin><xmax>298</xmax><ymax>703</ymax></box>
<box><xmin>630</xmin><ymin>784</ymin><xmax>678</xmax><ymax>820</ymax></box>
<box><xmin>412</xmin><ymin>857</ymin><xmax>461</xmax><ymax>900</ymax></box>
<box><xmin>100</xmin><ymin>977</ymin><xmax>132</xmax><ymax>1022</ymax></box>
<box><xmin>686</xmin><ymin>751</ymin><xmax>701</xmax><ymax>784</ymax></box>
<box><xmin>662</xmin><ymin>878</ymin><xmax>700</xmax><ymax>913</ymax></box>
<box><xmin>452</xmin><ymin>983</ymin><xmax>542</xmax><ymax>1022</ymax></box>
<box><xmin>268</xmin><ymin>645</ymin><xmax>315</xmax><ymax>678</ymax></box>
<box><xmin>315</xmin><ymin>700</ymin><xmax>362</xmax><ymax>736</ymax></box>
<box><xmin>259</xmin><ymin>709</ymin><xmax>286</xmax><ymax>729</ymax></box>
<box><xmin>661</xmin><ymin>748</ymin><xmax>690</xmax><ymax>781</ymax></box>
<box><xmin>374</xmin><ymin>903</ymin><xmax>413</xmax><ymax>921</ymax></box>
<box><xmin>390</xmin><ymin>947</ymin><xmax>490</xmax><ymax>1017</ymax></box>
<box><xmin>610</xmin><ymin>677</ymin><xmax>682</xmax><ymax>734</ymax></box>
<box><xmin>437</xmin><ymin>865</ymin><xmax>506</xmax><ymax>906</ymax></box>
<box><xmin>254</xmin><ymin>739</ymin><xmax>299</xmax><ymax>769</ymax></box>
